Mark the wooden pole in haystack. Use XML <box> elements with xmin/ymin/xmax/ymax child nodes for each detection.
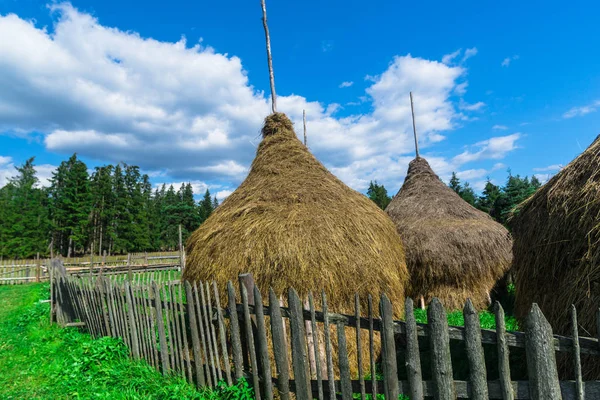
<box><xmin>410</xmin><ymin>92</ymin><xmax>420</xmax><ymax>159</ymax></box>
<box><xmin>261</xmin><ymin>0</ymin><xmax>277</xmax><ymax>113</ymax></box>
<box><xmin>303</xmin><ymin>109</ymin><xmax>307</xmax><ymax>146</ymax></box>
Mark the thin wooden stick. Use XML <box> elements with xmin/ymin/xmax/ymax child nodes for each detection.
<box><xmin>303</xmin><ymin>109</ymin><xmax>307</xmax><ymax>146</ymax></box>
<box><xmin>410</xmin><ymin>91</ymin><xmax>420</xmax><ymax>159</ymax></box>
<box><xmin>261</xmin><ymin>0</ymin><xmax>277</xmax><ymax>113</ymax></box>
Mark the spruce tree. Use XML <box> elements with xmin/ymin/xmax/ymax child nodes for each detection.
<box><xmin>449</xmin><ymin>172</ymin><xmax>462</xmax><ymax>194</ymax></box>
<box><xmin>367</xmin><ymin>181</ymin><xmax>392</xmax><ymax>210</ymax></box>
<box><xmin>198</xmin><ymin>189</ymin><xmax>214</xmax><ymax>223</ymax></box>
<box><xmin>477</xmin><ymin>179</ymin><xmax>501</xmax><ymax>213</ymax></box>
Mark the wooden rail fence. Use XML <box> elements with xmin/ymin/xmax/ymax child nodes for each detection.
<box><xmin>52</xmin><ymin>272</ymin><xmax>600</xmax><ymax>399</ymax></box>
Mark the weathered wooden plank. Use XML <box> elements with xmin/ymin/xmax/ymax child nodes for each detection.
<box><xmin>213</xmin><ymin>281</ymin><xmax>232</xmax><ymax>385</ymax></box>
<box><xmin>309</xmin><ymin>292</ymin><xmax>324</xmax><ymax>400</ymax></box>
<box><xmin>177</xmin><ymin>283</ymin><xmax>193</xmax><ymax>383</ymax></box>
<box><xmin>169</xmin><ymin>284</ymin><xmax>185</xmax><ymax>375</ymax></box>
<box><xmin>124</xmin><ymin>281</ymin><xmax>140</xmax><ymax>359</ymax></box>
<box><xmin>98</xmin><ymin>278</ymin><xmax>111</xmax><ymax>336</ymax></box>
<box><xmin>428</xmin><ymin>298</ymin><xmax>455</xmax><ymax>400</ymax></box>
<box><xmin>288</xmin><ymin>288</ymin><xmax>311</xmax><ymax>400</ymax></box>
<box><xmin>152</xmin><ymin>281</ymin><xmax>170</xmax><ymax>374</ymax></box>
<box><xmin>269</xmin><ymin>288</ymin><xmax>290</xmax><ymax>400</ymax></box>
<box><xmin>200</xmin><ymin>281</ymin><xmax>218</xmax><ymax>386</ymax></box>
<box><xmin>570</xmin><ymin>305</ymin><xmax>584</xmax><ymax>400</ymax></box>
<box><xmin>205</xmin><ymin>282</ymin><xmax>223</xmax><ymax>382</ymax></box>
<box><xmin>254</xmin><ymin>286</ymin><xmax>274</xmax><ymax>400</ymax></box>
<box><xmin>495</xmin><ymin>302</ymin><xmax>514</xmax><ymax>400</ymax></box>
<box><xmin>368</xmin><ymin>295</ymin><xmax>378</xmax><ymax>400</ymax></box>
<box><xmin>464</xmin><ymin>299</ymin><xmax>488</xmax><ymax>400</ymax></box>
<box><xmin>405</xmin><ymin>298</ymin><xmax>423</xmax><ymax>400</ymax></box>
<box><xmin>322</xmin><ymin>292</ymin><xmax>336</xmax><ymax>400</ymax></box>
<box><xmin>241</xmin><ymin>283</ymin><xmax>261</xmax><ymax>399</ymax></box>
<box><xmin>163</xmin><ymin>286</ymin><xmax>177</xmax><ymax>373</ymax></box>
<box><xmin>337</xmin><ymin>322</ymin><xmax>353</xmax><ymax>400</ymax></box>
<box><xmin>103</xmin><ymin>277</ymin><xmax>117</xmax><ymax>337</ymax></box>
<box><xmin>380</xmin><ymin>294</ymin><xmax>399</xmax><ymax>400</ymax></box>
<box><xmin>195</xmin><ymin>281</ymin><xmax>213</xmax><ymax>387</ymax></box>
<box><xmin>133</xmin><ymin>284</ymin><xmax>148</xmax><ymax>362</ymax></box>
<box><xmin>525</xmin><ymin>303</ymin><xmax>561</xmax><ymax>400</ymax></box>
<box><xmin>355</xmin><ymin>294</ymin><xmax>365</xmax><ymax>400</ymax></box>
<box><xmin>145</xmin><ymin>285</ymin><xmax>159</xmax><ymax>369</ymax></box>
<box><xmin>185</xmin><ymin>281</ymin><xmax>205</xmax><ymax>386</ymax></box>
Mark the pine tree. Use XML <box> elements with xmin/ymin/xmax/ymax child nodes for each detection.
<box><xmin>198</xmin><ymin>189</ymin><xmax>214</xmax><ymax>223</ymax></box>
<box><xmin>367</xmin><ymin>181</ymin><xmax>392</xmax><ymax>210</ymax></box>
<box><xmin>477</xmin><ymin>179</ymin><xmax>501</xmax><ymax>213</ymax></box>
<box><xmin>459</xmin><ymin>182</ymin><xmax>477</xmax><ymax>206</ymax></box>
<box><xmin>449</xmin><ymin>172</ymin><xmax>462</xmax><ymax>194</ymax></box>
<box><xmin>212</xmin><ymin>196</ymin><xmax>219</xmax><ymax>210</ymax></box>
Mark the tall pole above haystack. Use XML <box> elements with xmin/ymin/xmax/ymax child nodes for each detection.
<box><xmin>261</xmin><ymin>0</ymin><xmax>277</xmax><ymax>113</ymax></box>
<box><xmin>410</xmin><ymin>92</ymin><xmax>420</xmax><ymax>159</ymax></box>
<box><xmin>303</xmin><ymin>109</ymin><xmax>307</xmax><ymax>146</ymax></box>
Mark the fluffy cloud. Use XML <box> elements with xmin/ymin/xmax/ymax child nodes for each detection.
<box><xmin>0</xmin><ymin>4</ymin><xmax>515</xmax><ymax>195</ymax></box>
<box><xmin>563</xmin><ymin>100</ymin><xmax>600</xmax><ymax>118</ymax></box>
<box><xmin>501</xmin><ymin>55</ymin><xmax>520</xmax><ymax>67</ymax></box>
<box><xmin>0</xmin><ymin>155</ymin><xmax>55</xmax><ymax>187</ymax></box>
<box><xmin>339</xmin><ymin>81</ymin><xmax>354</xmax><ymax>88</ymax></box>
<box><xmin>453</xmin><ymin>133</ymin><xmax>521</xmax><ymax>165</ymax></box>
<box><xmin>533</xmin><ymin>164</ymin><xmax>562</xmax><ymax>172</ymax></box>
<box><xmin>492</xmin><ymin>124</ymin><xmax>508</xmax><ymax>130</ymax></box>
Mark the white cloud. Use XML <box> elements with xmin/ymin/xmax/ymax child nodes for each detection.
<box><xmin>456</xmin><ymin>168</ymin><xmax>488</xmax><ymax>180</ymax></box>
<box><xmin>462</xmin><ymin>47</ymin><xmax>478</xmax><ymax>62</ymax></box>
<box><xmin>459</xmin><ymin>99</ymin><xmax>485</xmax><ymax>111</ymax></box>
<box><xmin>563</xmin><ymin>100</ymin><xmax>600</xmax><ymax>118</ymax></box>
<box><xmin>216</xmin><ymin>189</ymin><xmax>233</xmax><ymax>201</ymax></box>
<box><xmin>0</xmin><ymin>4</ymin><xmax>499</xmax><ymax>195</ymax></box>
<box><xmin>453</xmin><ymin>133</ymin><xmax>521</xmax><ymax>165</ymax></box>
<box><xmin>501</xmin><ymin>55</ymin><xmax>519</xmax><ymax>67</ymax></box>
<box><xmin>339</xmin><ymin>81</ymin><xmax>354</xmax><ymax>88</ymax></box>
<box><xmin>0</xmin><ymin>156</ymin><xmax>14</xmax><ymax>187</ymax></box>
<box><xmin>0</xmin><ymin>155</ymin><xmax>55</xmax><ymax>187</ymax></box>
<box><xmin>442</xmin><ymin>49</ymin><xmax>462</xmax><ymax>65</ymax></box>
<box><xmin>533</xmin><ymin>164</ymin><xmax>562</xmax><ymax>172</ymax></box>
<box><xmin>492</xmin><ymin>124</ymin><xmax>508</xmax><ymax>130</ymax></box>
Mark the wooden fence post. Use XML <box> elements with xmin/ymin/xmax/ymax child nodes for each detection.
<box><xmin>125</xmin><ymin>281</ymin><xmax>140</xmax><ymax>359</ymax></box>
<box><xmin>269</xmin><ymin>288</ymin><xmax>290</xmax><ymax>400</ymax></box>
<box><xmin>525</xmin><ymin>304</ymin><xmax>561</xmax><ymax>400</ymax></box>
<box><xmin>153</xmin><ymin>281</ymin><xmax>170</xmax><ymax>374</ymax></box>
<box><xmin>495</xmin><ymin>302</ymin><xmax>514</xmax><ymax>400</ymax></box>
<box><xmin>227</xmin><ymin>281</ymin><xmax>244</xmax><ymax>381</ymax></box>
<box><xmin>428</xmin><ymin>298</ymin><xmax>455</xmax><ymax>400</ymax></box>
<box><xmin>288</xmin><ymin>288</ymin><xmax>311</xmax><ymax>400</ymax></box>
<box><xmin>380</xmin><ymin>294</ymin><xmax>399</xmax><ymax>400</ymax></box>
<box><xmin>241</xmin><ymin>282</ymin><xmax>261</xmax><ymax>400</ymax></box>
<box><xmin>36</xmin><ymin>253</ymin><xmax>40</xmax><ymax>283</ymax></box>
<box><xmin>464</xmin><ymin>299</ymin><xmax>488</xmax><ymax>400</ymax></box>
<box><xmin>254</xmin><ymin>286</ymin><xmax>274</xmax><ymax>400</ymax></box>
<box><xmin>570</xmin><ymin>305</ymin><xmax>584</xmax><ymax>400</ymax></box>
<box><xmin>405</xmin><ymin>298</ymin><xmax>423</xmax><ymax>400</ymax></box>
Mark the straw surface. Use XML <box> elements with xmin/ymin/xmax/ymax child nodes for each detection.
<box><xmin>385</xmin><ymin>157</ymin><xmax>512</xmax><ymax>309</ymax></box>
<box><xmin>511</xmin><ymin>135</ymin><xmax>600</xmax><ymax>379</ymax></box>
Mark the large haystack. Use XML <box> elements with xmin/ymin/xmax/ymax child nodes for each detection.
<box><xmin>512</xmin><ymin>135</ymin><xmax>600</xmax><ymax>379</ymax></box>
<box><xmin>385</xmin><ymin>157</ymin><xmax>512</xmax><ymax>310</ymax></box>
<box><xmin>184</xmin><ymin>113</ymin><xmax>409</xmax><ymax>315</ymax></box>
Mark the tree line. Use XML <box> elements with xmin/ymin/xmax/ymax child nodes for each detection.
<box><xmin>368</xmin><ymin>171</ymin><xmax>542</xmax><ymax>225</ymax></box>
<box><xmin>0</xmin><ymin>154</ymin><xmax>218</xmax><ymax>259</ymax></box>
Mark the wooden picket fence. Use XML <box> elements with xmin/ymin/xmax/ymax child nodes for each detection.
<box><xmin>0</xmin><ymin>251</ymin><xmax>181</xmax><ymax>285</ymax></box>
<box><xmin>52</xmin><ymin>272</ymin><xmax>600</xmax><ymax>400</ymax></box>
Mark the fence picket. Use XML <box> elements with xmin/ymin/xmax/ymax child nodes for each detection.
<box><xmin>177</xmin><ymin>284</ymin><xmax>193</xmax><ymax>383</ymax></box>
<box><xmin>570</xmin><ymin>305</ymin><xmax>584</xmax><ymax>400</ymax></box>
<box><xmin>309</xmin><ymin>292</ymin><xmax>324</xmax><ymax>400</ymax></box>
<box><xmin>254</xmin><ymin>286</ymin><xmax>274</xmax><ymax>400</ymax></box>
<box><xmin>337</xmin><ymin>322</ymin><xmax>353</xmax><ymax>400</ymax></box>
<box><xmin>288</xmin><ymin>288</ymin><xmax>311</xmax><ymax>400</ymax></box>
<box><xmin>205</xmin><ymin>282</ymin><xmax>223</xmax><ymax>382</ymax></box>
<box><xmin>428</xmin><ymin>298</ymin><xmax>455</xmax><ymax>400</ymax></box>
<box><xmin>495</xmin><ymin>302</ymin><xmax>514</xmax><ymax>400</ymax></box>
<box><xmin>152</xmin><ymin>281</ymin><xmax>170</xmax><ymax>374</ymax></box>
<box><xmin>185</xmin><ymin>281</ymin><xmax>206</xmax><ymax>386</ymax></box>
<box><xmin>197</xmin><ymin>281</ymin><xmax>214</xmax><ymax>387</ymax></box>
<box><xmin>213</xmin><ymin>282</ymin><xmax>232</xmax><ymax>385</ymax></box>
<box><xmin>269</xmin><ymin>288</ymin><xmax>290</xmax><ymax>400</ymax></box>
<box><xmin>368</xmin><ymin>295</ymin><xmax>378</xmax><ymax>400</ymax></box>
<box><xmin>464</xmin><ymin>299</ymin><xmax>488</xmax><ymax>400</ymax></box>
<box><xmin>200</xmin><ymin>281</ymin><xmax>219</xmax><ymax>385</ymax></box>
<box><xmin>405</xmin><ymin>298</ymin><xmax>423</xmax><ymax>400</ymax></box>
<box><xmin>321</xmin><ymin>292</ymin><xmax>336</xmax><ymax>400</ymax></box>
<box><xmin>355</xmin><ymin>294</ymin><xmax>366</xmax><ymax>400</ymax></box>
<box><xmin>525</xmin><ymin>304</ymin><xmax>561</xmax><ymax>400</ymax></box>
<box><xmin>124</xmin><ymin>281</ymin><xmax>140</xmax><ymax>359</ymax></box>
<box><xmin>228</xmin><ymin>281</ymin><xmax>244</xmax><ymax>382</ymax></box>
<box><xmin>163</xmin><ymin>286</ymin><xmax>176</xmax><ymax>372</ymax></box>
<box><xmin>241</xmin><ymin>283</ymin><xmax>261</xmax><ymax>400</ymax></box>
<box><xmin>380</xmin><ymin>294</ymin><xmax>399</xmax><ymax>400</ymax></box>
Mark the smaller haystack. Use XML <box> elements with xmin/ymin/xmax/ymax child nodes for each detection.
<box><xmin>511</xmin><ymin>134</ymin><xmax>600</xmax><ymax>378</ymax></box>
<box><xmin>385</xmin><ymin>157</ymin><xmax>512</xmax><ymax>309</ymax></box>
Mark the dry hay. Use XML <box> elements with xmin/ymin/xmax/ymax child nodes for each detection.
<box><xmin>184</xmin><ymin>113</ymin><xmax>409</xmax><ymax>316</ymax></box>
<box><xmin>511</xmin><ymin>134</ymin><xmax>600</xmax><ymax>379</ymax></box>
<box><xmin>385</xmin><ymin>157</ymin><xmax>512</xmax><ymax>310</ymax></box>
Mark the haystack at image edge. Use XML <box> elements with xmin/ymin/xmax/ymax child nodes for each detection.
<box><xmin>511</xmin><ymin>134</ymin><xmax>600</xmax><ymax>379</ymax></box>
<box><xmin>183</xmin><ymin>113</ymin><xmax>409</xmax><ymax>315</ymax></box>
<box><xmin>385</xmin><ymin>156</ymin><xmax>512</xmax><ymax>310</ymax></box>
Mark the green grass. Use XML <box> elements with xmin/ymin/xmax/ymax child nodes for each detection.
<box><xmin>412</xmin><ymin>308</ymin><xmax>519</xmax><ymax>331</ymax></box>
<box><xmin>0</xmin><ymin>283</ymin><xmax>252</xmax><ymax>399</ymax></box>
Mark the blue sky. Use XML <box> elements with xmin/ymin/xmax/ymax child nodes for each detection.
<box><xmin>0</xmin><ymin>0</ymin><xmax>599</xmax><ymax>199</ymax></box>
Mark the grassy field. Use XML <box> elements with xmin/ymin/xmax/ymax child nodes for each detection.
<box><xmin>0</xmin><ymin>283</ymin><xmax>252</xmax><ymax>399</ymax></box>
